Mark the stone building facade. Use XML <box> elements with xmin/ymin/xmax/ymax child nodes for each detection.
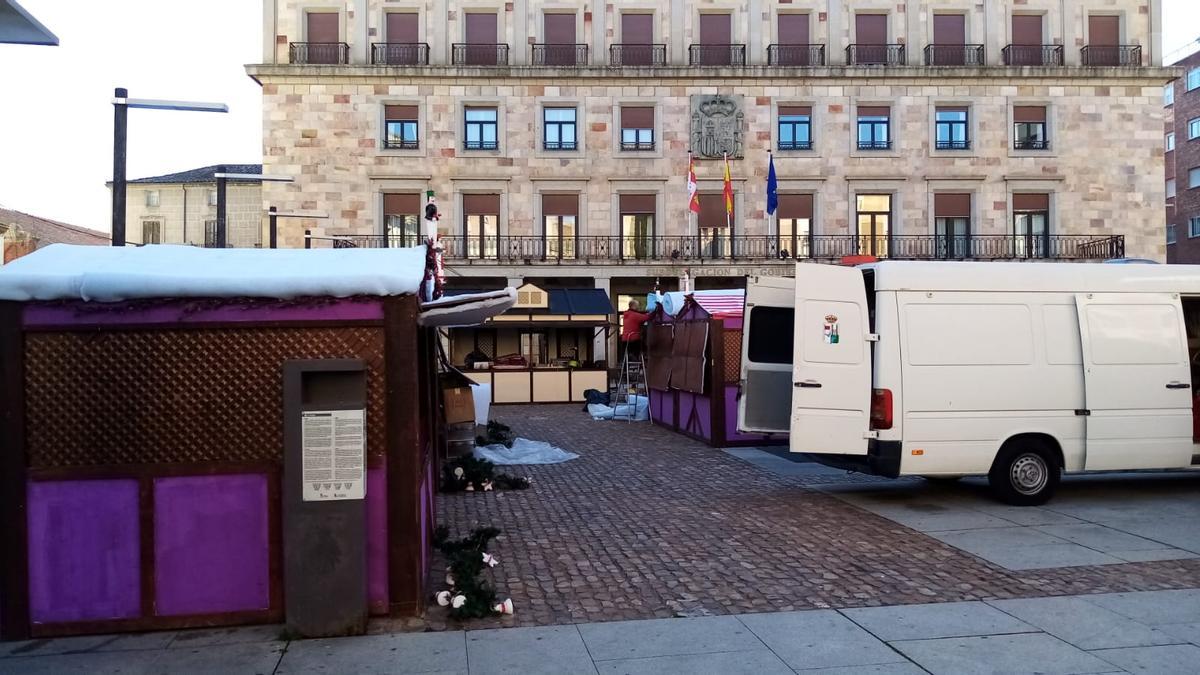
<box><xmin>113</xmin><ymin>165</ymin><xmax>265</xmax><ymax>248</ymax></box>
<box><xmin>1165</xmin><ymin>50</ymin><xmax>1200</xmax><ymax>263</ymax></box>
<box><xmin>250</xmin><ymin>1</ymin><xmax>1174</xmax><ymax>359</ymax></box>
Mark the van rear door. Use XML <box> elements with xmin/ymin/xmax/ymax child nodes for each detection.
<box><xmin>790</xmin><ymin>264</ymin><xmax>873</xmax><ymax>456</ymax></box>
<box><xmin>738</xmin><ymin>276</ymin><xmax>797</xmax><ymax>433</ymax></box>
<box><xmin>1075</xmin><ymin>293</ymin><xmax>1194</xmax><ymax>470</ymax></box>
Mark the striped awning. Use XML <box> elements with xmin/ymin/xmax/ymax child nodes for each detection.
<box><xmin>692</xmin><ymin>291</ymin><xmax>745</xmax><ymax>320</ymax></box>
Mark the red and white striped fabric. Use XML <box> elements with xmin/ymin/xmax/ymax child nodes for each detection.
<box><xmin>692</xmin><ymin>293</ymin><xmax>745</xmax><ymax>320</ymax></box>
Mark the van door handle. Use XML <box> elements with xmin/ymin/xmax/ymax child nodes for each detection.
<box><xmin>795</xmin><ymin>380</ymin><xmax>822</xmax><ymax>388</ymax></box>
<box><xmin>1165</xmin><ymin>382</ymin><xmax>1190</xmax><ymax>389</ymax></box>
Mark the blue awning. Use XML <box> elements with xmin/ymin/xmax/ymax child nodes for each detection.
<box><xmin>548</xmin><ymin>288</ymin><xmax>614</xmax><ymax>315</ymax></box>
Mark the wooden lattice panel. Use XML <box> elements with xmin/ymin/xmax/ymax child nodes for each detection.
<box><xmin>25</xmin><ymin>327</ymin><xmax>387</xmax><ymax>468</ymax></box>
<box><xmin>723</xmin><ymin>330</ymin><xmax>743</xmax><ymax>384</ymax></box>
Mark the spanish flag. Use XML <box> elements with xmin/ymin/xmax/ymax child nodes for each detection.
<box><xmin>687</xmin><ymin>153</ymin><xmax>700</xmax><ymax>214</ymax></box>
<box><xmin>722</xmin><ymin>153</ymin><xmax>734</xmax><ymax>220</ymax></box>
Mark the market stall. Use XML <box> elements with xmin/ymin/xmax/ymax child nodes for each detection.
<box><xmin>0</xmin><ymin>244</ymin><xmax>513</xmax><ymax>640</ymax></box>
<box><xmin>646</xmin><ymin>291</ymin><xmax>787</xmax><ymax>448</ymax></box>
<box><xmin>447</xmin><ymin>283</ymin><xmax>613</xmax><ymax>404</ymax></box>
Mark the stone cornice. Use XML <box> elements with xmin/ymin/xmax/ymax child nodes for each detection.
<box><xmin>245</xmin><ymin>63</ymin><xmax>1183</xmax><ymax>86</ymax></box>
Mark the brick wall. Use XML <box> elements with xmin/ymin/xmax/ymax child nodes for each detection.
<box><xmin>1167</xmin><ymin>51</ymin><xmax>1200</xmax><ymax>263</ymax></box>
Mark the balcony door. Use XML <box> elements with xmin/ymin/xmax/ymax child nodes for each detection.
<box><xmin>464</xmin><ymin>12</ymin><xmax>497</xmax><ymax>65</ymax></box>
<box><xmin>855</xmin><ymin>194</ymin><xmax>890</xmax><ymax>257</ymax></box>
<box><xmin>620</xmin><ymin>194</ymin><xmax>655</xmax><ymax>260</ymax></box>
<box><xmin>1012</xmin><ymin>193</ymin><xmax>1050</xmax><ymax>258</ymax></box>
<box><xmin>1087</xmin><ymin>15</ymin><xmax>1120</xmax><ymax>66</ymax></box>
<box><xmin>855</xmin><ymin>14</ymin><xmax>888</xmax><ymax>64</ymax></box>
<box><xmin>620</xmin><ymin>13</ymin><xmax>653</xmax><ymax>65</ymax></box>
<box><xmin>698</xmin><ymin>193</ymin><xmax>732</xmax><ymax>259</ymax></box>
<box><xmin>543</xmin><ymin>13</ymin><xmax>576</xmax><ymax>66</ymax></box>
<box><xmin>383</xmin><ymin>193</ymin><xmax>421</xmax><ymax>247</ymax></box>
<box><xmin>463</xmin><ymin>193</ymin><xmax>500</xmax><ymax>259</ymax></box>
<box><xmin>384</xmin><ymin>13</ymin><xmax>419</xmax><ymax>64</ymax></box>
<box><xmin>776</xmin><ymin>14</ymin><xmax>810</xmax><ymax>65</ymax></box>
<box><xmin>699</xmin><ymin>14</ymin><xmax>732</xmax><ymax>65</ymax></box>
<box><xmin>306</xmin><ymin>12</ymin><xmax>340</xmax><ymax>64</ymax></box>
<box><xmin>932</xmin><ymin>14</ymin><xmax>965</xmax><ymax>65</ymax></box>
<box><xmin>1010</xmin><ymin>15</ymin><xmax>1044</xmax><ymax>65</ymax></box>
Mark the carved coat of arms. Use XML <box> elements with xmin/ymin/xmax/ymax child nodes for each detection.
<box><xmin>690</xmin><ymin>95</ymin><xmax>744</xmax><ymax>159</ymax></box>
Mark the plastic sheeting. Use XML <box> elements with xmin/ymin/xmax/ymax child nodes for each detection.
<box><xmin>474</xmin><ymin>438</ymin><xmax>579</xmax><ymax>465</ymax></box>
<box><xmin>0</xmin><ymin>243</ymin><xmax>427</xmax><ymax>302</ymax></box>
<box><xmin>646</xmin><ymin>289</ymin><xmax>746</xmax><ymax>317</ymax></box>
<box><xmin>587</xmin><ymin>394</ymin><xmax>650</xmax><ymax>421</ymax></box>
<box><xmin>470</xmin><ymin>383</ymin><xmax>492</xmax><ymax>426</ymax></box>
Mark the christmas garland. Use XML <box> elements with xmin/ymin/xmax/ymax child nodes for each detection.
<box><xmin>433</xmin><ymin>526</ymin><xmax>514</xmax><ymax>618</ymax></box>
<box><xmin>440</xmin><ymin>455</ymin><xmax>531</xmax><ymax>493</ymax></box>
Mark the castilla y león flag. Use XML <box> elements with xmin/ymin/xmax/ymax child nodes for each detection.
<box><xmin>687</xmin><ymin>154</ymin><xmax>700</xmax><ymax>214</ymax></box>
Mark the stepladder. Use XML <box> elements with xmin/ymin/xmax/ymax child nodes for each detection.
<box><xmin>612</xmin><ymin>341</ymin><xmax>650</xmax><ymax>422</ymax></box>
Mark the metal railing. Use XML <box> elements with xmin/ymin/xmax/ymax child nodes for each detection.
<box><xmin>532</xmin><ymin>43</ymin><xmax>589</xmax><ymax>66</ymax></box>
<box><xmin>846</xmin><ymin>44</ymin><xmax>906</xmax><ymax>65</ymax></box>
<box><xmin>1002</xmin><ymin>44</ymin><xmax>1063</xmax><ymax>66</ymax></box>
<box><xmin>543</xmin><ymin>139</ymin><xmax>578</xmax><ymax>151</ymax></box>
<box><xmin>688</xmin><ymin>44</ymin><xmax>747</xmax><ymax>66</ymax></box>
<box><xmin>289</xmin><ymin>42</ymin><xmax>349</xmax><ymax>65</ymax></box>
<box><xmin>382</xmin><ymin>138</ymin><xmax>419</xmax><ymax>150</ymax></box>
<box><xmin>924</xmin><ymin>44</ymin><xmax>985</xmax><ymax>66</ymax></box>
<box><xmin>935</xmin><ymin>139</ymin><xmax>971</xmax><ymax>150</ymax></box>
<box><xmin>308</xmin><ymin>233</ymin><xmax>1124</xmax><ymax>262</ymax></box>
<box><xmin>1014</xmin><ymin>138</ymin><xmax>1050</xmax><ymax>150</ymax></box>
<box><xmin>619</xmin><ymin>140</ymin><xmax>655</xmax><ymax>151</ymax></box>
<box><xmin>451</xmin><ymin>43</ymin><xmax>510</xmax><ymax>66</ymax></box>
<box><xmin>778</xmin><ymin>140</ymin><xmax>813</xmax><ymax>151</ymax></box>
<box><xmin>371</xmin><ymin>42</ymin><xmax>430</xmax><ymax>65</ymax></box>
<box><xmin>609</xmin><ymin>43</ymin><xmax>667</xmax><ymax>66</ymax></box>
<box><xmin>857</xmin><ymin>140</ymin><xmax>892</xmax><ymax>150</ymax></box>
<box><xmin>1081</xmin><ymin>44</ymin><xmax>1142</xmax><ymax>67</ymax></box>
<box><xmin>766</xmin><ymin>44</ymin><xmax>825</xmax><ymax>66</ymax></box>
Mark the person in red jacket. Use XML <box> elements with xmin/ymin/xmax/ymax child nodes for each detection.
<box><xmin>621</xmin><ymin>299</ymin><xmax>651</xmax><ymax>359</ymax></box>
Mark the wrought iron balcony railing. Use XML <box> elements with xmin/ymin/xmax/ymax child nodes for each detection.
<box><xmin>451</xmin><ymin>43</ymin><xmax>510</xmax><ymax>66</ymax></box>
<box><xmin>382</xmin><ymin>138</ymin><xmax>419</xmax><ymax>150</ymax></box>
<box><xmin>935</xmin><ymin>139</ymin><xmax>970</xmax><ymax>150</ymax></box>
<box><xmin>532</xmin><ymin>43</ymin><xmax>589</xmax><ymax>66</ymax></box>
<box><xmin>857</xmin><ymin>140</ymin><xmax>892</xmax><ymax>150</ymax></box>
<box><xmin>307</xmin><ymin>233</ymin><xmax>1124</xmax><ymax>262</ymax></box>
<box><xmin>846</xmin><ymin>44</ymin><xmax>905</xmax><ymax>65</ymax></box>
<box><xmin>1014</xmin><ymin>138</ymin><xmax>1050</xmax><ymax>150</ymax></box>
<box><xmin>609</xmin><ymin>43</ymin><xmax>668</xmax><ymax>66</ymax></box>
<box><xmin>1002</xmin><ymin>44</ymin><xmax>1063</xmax><ymax>66</ymax></box>
<box><xmin>924</xmin><ymin>44</ymin><xmax>985</xmax><ymax>66</ymax></box>
<box><xmin>766</xmin><ymin>44</ymin><xmax>825</xmax><ymax>66</ymax></box>
<box><xmin>619</xmin><ymin>140</ymin><xmax>655</xmax><ymax>151</ymax></box>
<box><xmin>1081</xmin><ymin>44</ymin><xmax>1142</xmax><ymax>67</ymax></box>
<box><xmin>371</xmin><ymin>42</ymin><xmax>430</xmax><ymax>65</ymax></box>
<box><xmin>289</xmin><ymin>42</ymin><xmax>350</xmax><ymax>65</ymax></box>
<box><xmin>778</xmin><ymin>140</ymin><xmax>813</xmax><ymax>151</ymax></box>
<box><xmin>688</xmin><ymin>44</ymin><xmax>747</xmax><ymax>66</ymax></box>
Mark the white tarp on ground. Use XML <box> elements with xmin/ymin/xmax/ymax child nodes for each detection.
<box><xmin>587</xmin><ymin>394</ymin><xmax>650</xmax><ymax>421</ymax></box>
<box><xmin>474</xmin><ymin>438</ymin><xmax>579</xmax><ymax>465</ymax></box>
<box><xmin>0</xmin><ymin>243</ymin><xmax>427</xmax><ymax>302</ymax></box>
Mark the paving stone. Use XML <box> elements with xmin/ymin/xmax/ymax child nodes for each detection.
<box><xmin>0</xmin><ymin>632</ymin><xmax>175</xmax><ymax>658</ymax></box>
<box><xmin>579</xmin><ymin>616</ymin><xmax>761</xmax><ymax>661</ymax></box>
<box><xmin>1083</xmin><ymin>589</ymin><xmax>1200</xmax><ymax>626</ymax></box>
<box><xmin>0</xmin><ymin>642</ymin><xmax>288</xmax><ymax>675</ymax></box>
<box><xmin>0</xmin><ymin>650</ymin><xmax>161</xmax><ymax>675</ymax></box>
<box><xmin>1034</xmin><ymin>524</ymin><xmax>1170</xmax><ymax>553</ymax></box>
<box><xmin>890</xmin><ymin>633</ymin><xmax>1120</xmax><ymax>675</ymax></box>
<box><xmin>790</xmin><ymin>665</ymin><xmax>928</xmax><ymax>675</ymax></box>
<box><xmin>1156</xmin><ymin>622</ymin><xmax>1200</xmax><ymax>646</ymax></box>
<box><xmin>1090</xmin><ymin>644</ymin><xmax>1200</xmax><ymax>675</ymax></box>
<box><xmin>432</xmin><ymin>405</ymin><xmax>1200</xmax><ymax>631</ymax></box>
<box><xmin>276</xmin><ymin>632</ymin><xmax>466</xmax><ymax>674</ymax></box>
<box><xmin>988</xmin><ymin>596</ymin><xmax>1180</xmax><ymax>650</ymax></box>
<box><xmin>593</xmin><ymin>648</ymin><xmax>792</xmax><ymax>675</ymax></box>
<box><xmin>168</xmin><ymin>624</ymin><xmax>284</xmax><ymax>648</ymax></box>
<box><xmin>737</xmin><ymin>609</ymin><xmax>904</xmax><ymax>670</ymax></box>
<box><xmin>841</xmin><ymin>601</ymin><xmax>1035</xmax><ymax>641</ymax></box>
<box><xmin>466</xmin><ymin>625</ymin><xmax>596</xmax><ymax>675</ymax></box>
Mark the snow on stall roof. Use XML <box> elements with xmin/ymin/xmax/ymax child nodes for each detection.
<box><xmin>0</xmin><ymin>244</ymin><xmax>427</xmax><ymax>302</ymax></box>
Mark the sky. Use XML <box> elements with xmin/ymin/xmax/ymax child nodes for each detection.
<box><xmin>0</xmin><ymin>1</ymin><xmax>1198</xmax><ymax>233</ymax></box>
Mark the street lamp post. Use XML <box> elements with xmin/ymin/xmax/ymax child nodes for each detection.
<box><xmin>210</xmin><ymin>171</ymin><xmax>294</xmax><ymax>248</ymax></box>
<box><xmin>110</xmin><ymin>88</ymin><xmax>229</xmax><ymax>246</ymax></box>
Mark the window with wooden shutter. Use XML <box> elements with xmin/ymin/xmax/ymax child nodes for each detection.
<box><xmin>1013</xmin><ymin>106</ymin><xmax>1048</xmax><ymax>150</ymax></box>
<box><xmin>620</xmin><ymin>107</ymin><xmax>654</xmax><ymax>151</ymax></box>
<box><xmin>778</xmin><ymin>105</ymin><xmax>812</xmax><ymax>150</ymax></box>
<box><xmin>384</xmin><ymin>105</ymin><xmax>419</xmax><ymax>150</ymax></box>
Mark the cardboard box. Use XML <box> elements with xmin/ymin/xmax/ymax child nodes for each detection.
<box><xmin>443</xmin><ymin>386</ymin><xmax>475</xmax><ymax>424</ymax></box>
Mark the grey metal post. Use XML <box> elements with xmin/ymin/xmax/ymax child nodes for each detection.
<box><xmin>111</xmin><ymin>87</ymin><xmax>128</xmax><ymax>246</ymax></box>
<box><xmin>215</xmin><ymin>164</ymin><xmax>227</xmax><ymax>248</ymax></box>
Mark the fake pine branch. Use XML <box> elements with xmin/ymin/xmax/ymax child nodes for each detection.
<box><xmin>440</xmin><ymin>456</ymin><xmax>531</xmax><ymax>493</ymax></box>
<box><xmin>433</xmin><ymin>526</ymin><xmax>514</xmax><ymax>618</ymax></box>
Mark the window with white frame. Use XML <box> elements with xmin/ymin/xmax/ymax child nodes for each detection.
<box><xmin>1167</xmin><ymin>223</ymin><xmax>1177</xmax><ymax>244</ymax></box>
<box><xmin>145</xmin><ymin>190</ymin><xmax>160</xmax><ymax>207</ymax></box>
<box><xmin>1189</xmin><ymin>118</ymin><xmax>1200</xmax><ymax>140</ymax></box>
<box><xmin>207</xmin><ymin>190</ymin><xmax>218</xmax><ymax>207</ymax></box>
<box><xmin>1165</xmin><ymin>85</ymin><xmax>1174</xmax><ymax>106</ymax></box>
<box><xmin>1167</xmin><ymin>133</ymin><xmax>1176</xmax><ymax>151</ymax></box>
<box><xmin>1191</xmin><ymin>217</ymin><xmax>1200</xmax><ymax>238</ymax></box>
<box><xmin>1188</xmin><ymin>67</ymin><xmax>1200</xmax><ymax>92</ymax></box>
<box><xmin>1191</xmin><ymin>167</ymin><xmax>1200</xmax><ymax>189</ymax></box>
<box><xmin>542</xmin><ymin>107</ymin><xmax>577</xmax><ymax>151</ymax></box>
<box><xmin>1167</xmin><ymin>179</ymin><xmax>1176</xmax><ymax>198</ymax></box>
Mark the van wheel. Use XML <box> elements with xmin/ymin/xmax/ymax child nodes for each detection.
<box><xmin>988</xmin><ymin>442</ymin><xmax>1059</xmax><ymax>506</ymax></box>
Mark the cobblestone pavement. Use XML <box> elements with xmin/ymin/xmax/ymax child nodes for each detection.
<box><xmin>423</xmin><ymin>404</ymin><xmax>1200</xmax><ymax>631</ymax></box>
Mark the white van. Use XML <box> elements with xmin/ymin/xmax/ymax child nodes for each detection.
<box><xmin>738</xmin><ymin>261</ymin><xmax>1200</xmax><ymax>505</ymax></box>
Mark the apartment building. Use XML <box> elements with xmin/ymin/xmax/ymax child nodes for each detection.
<box><xmin>1165</xmin><ymin>49</ymin><xmax>1200</xmax><ymax>263</ymax></box>
<box><xmin>111</xmin><ymin>165</ymin><xmax>265</xmax><ymax>247</ymax></box>
<box><xmin>250</xmin><ymin>1</ymin><xmax>1173</xmax><ymax>359</ymax></box>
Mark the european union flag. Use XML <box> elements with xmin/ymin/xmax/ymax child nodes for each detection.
<box><xmin>766</xmin><ymin>152</ymin><xmax>778</xmax><ymax>215</ymax></box>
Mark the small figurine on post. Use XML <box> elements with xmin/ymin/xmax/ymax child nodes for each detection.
<box><xmin>422</xmin><ymin>189</ymin><xmax>444</xmax><ymax>301</ymax></box>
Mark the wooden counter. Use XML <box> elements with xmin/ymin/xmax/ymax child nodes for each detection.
<box><xmin>464</xmin><ymin>367</ymin><xmax>608</xmax><ymax>404</ymax></box>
